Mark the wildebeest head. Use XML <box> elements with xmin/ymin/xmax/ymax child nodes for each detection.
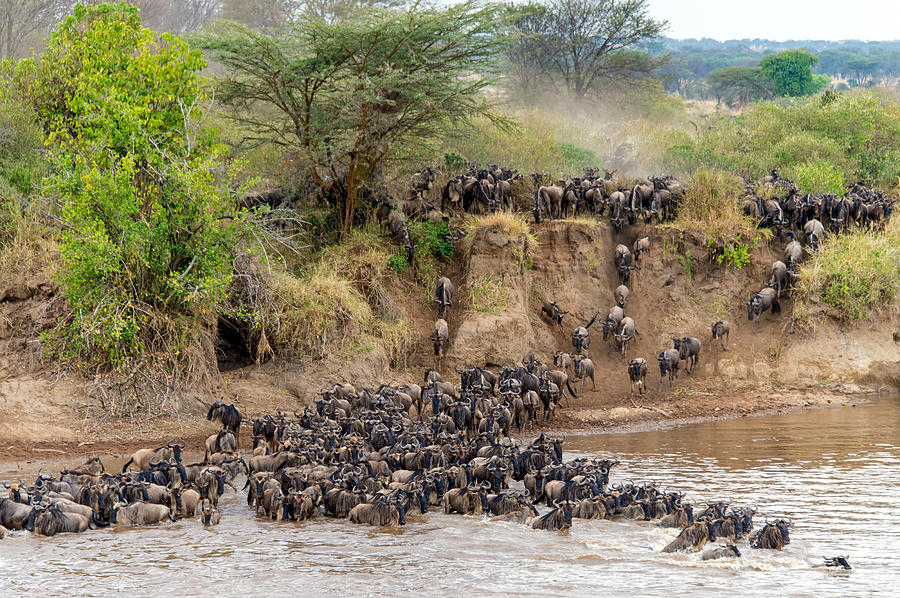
<box><xmin>823</xmin><ymin>555</ymin><xmax>851</xmax><ymax>570</ymax></box>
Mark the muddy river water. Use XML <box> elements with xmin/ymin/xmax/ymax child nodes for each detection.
<box><xmin>1</xmin><ymin>397</ymin><xmax>898</xmax><ymax>597</ymax></box>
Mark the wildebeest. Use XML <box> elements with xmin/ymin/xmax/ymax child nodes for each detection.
<box><xmin>572</xmin><ymin>355</ymin><xmax>595</xmax><ymax>394</ymax></box>
<box><xmin>603</xmin><ymin>305</ymin><xmax>625</xmax><ymax>354</ymax></box>
<box><xmin>615</xmin><ymin>317</ymin><xmax>638</xmax><ymax>355</ymax></box>
<box><xmin>121</xmin><ymin>441</ymin><xmax>184</xmax><ymax>473</ymax></box>
<box><xmin>111</xmin><ymin>501</ymin><xmax>174</xmax><ymax>526</ymax></box>
<box><xmin>572</xmin><ymin>312</ymin><xmax>600</xmax><ymax>355</ymax></box>
<box><xmin>632</xmin><ymin>236</ymin><xmax>650</xmax><ymax>262</ymax></box>
<box><xmin>350</xmin><ymin>498</ymin><xmax>407</xmax><ymax>526</ymax></box>
<box><xmin>768</xmin><ymin>260</ymin><xmax>788</xmax><ymax>298</ymax></box>
<box><xmin>662</xmin><ymin>520</ymin><xmax>717</xmax><ymax>552</ymax></box>
<box><xmin>750</xmin><ymin>518</ymin><xmax>791</xmax><ymax>549</ymax></box>
<box><xmin>541</xmin><ymin>301</ymin><xmax>568</xmax><ymax>330</ymax></box>
<box><xmin>804</xmin><ymin>218</ymin><xmax>825</xmax><ymax>252</ymax></box>
<box><xmin>432</xmin><ymin>318</ymin><xmax>449</xmax><ymax>357</ymax></box>
<box><xmin>614</xmin><ymin>244</ymin><xmax>635</xmax><ymax>285</ymax></box>
<box><xmin>783</xmin><ymin>234</ymin><xmax>803</xmax><ymax>268</ymax></box>
<box><xmin>444</xmin><ymin>483</ymin><xmax>489</xmax><ymax>514</ymax></box>
<box><xmin>701</xmin><ymin>544</ymin><xmax>741</xmax><ymax>560</ymax></box>
<box><xmin>553</xmin><ymin>351</ymin><xmax>574</xmax><ymax>375</ymax></box>
<box><xmin>820</xmin><ymin>556</ymin><xmax>851</xmax><ymax>570</ymax></box>
<box><xmin>673</xmin><ymin>337</ymin><xmax>701</xmax><ymax>374</ymax></box>
<box><xmin>531</xmin><ymin>499</ymin><xmax>575</xmax><ymax>531</ymax></box>
<box><xmin>1</xmin><ymin>497</ymin><xmax>32</xmax><ymax>530</ymax></box>
<box><xmin>435</xmin><ymin>277</ymin><xmax>454</xmax><ymax>320</ymax></box>
<box><xmin>31</xmin><ymin>505</ymin><xmax>92</xmax><ymax>536</ymax></box>
<box><xmin>657</xmin><ymin>349</ymin><xmax>680</xmax><ymax>391</ymax></box>
<box><xmin>200</xmin><ymin>499</ymin><xmax>221</xmax><ymax>526</ymax></box>
<box><xmin>628</xmin><ymin>358</ymin><xmax>648</xmax><ymax>395</ymax></box>
<box><xmin>711</xmin><ymin>320</ymin><xmax>730</xmax><ymax>351</ymax></box>
<box><xmin>747</xmin><ymin>287</ymin><xmax>781</xmax><ymax>331</ymax></box>
<box><xmin>208</xmin><ymin>399</ymin><xmax>243</xmax><ymax>439</ymax></box>
<box><xmin>614</xmin><ymin>285</ymin><xmax>629</xmax><ymax>309</ymax></box>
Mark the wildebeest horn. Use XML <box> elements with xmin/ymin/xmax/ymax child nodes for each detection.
<box><xmin>553</xmin><ymin>499</ymin><xmax>561</xmax><ymax>507</ymax></box>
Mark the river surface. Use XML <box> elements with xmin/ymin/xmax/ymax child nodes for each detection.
<box><xmin>1</xmin><ymin>398</ymin><xmax>898</xmax><ymax>597</ymax></box>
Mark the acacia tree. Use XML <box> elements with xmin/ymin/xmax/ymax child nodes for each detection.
<box><xmin>760</xmin><ymin>49</ymin><xmax>827</xmax><ymax>97</ymax></box>
<box><xmin>706</xmin><ymin>66</ymin><xmax>772</xmax><ymax>106</ymax></box>
<box><xmin>505</xmin><ymin>0</ymin><xmax>667</xmax><ymax>101</ymax></box>
<box><xmin>195</xmin><ymin>1</ymin><xmax>504</xmax><ymax>235</ymax></box>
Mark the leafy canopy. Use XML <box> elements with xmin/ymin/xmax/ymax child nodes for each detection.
<box><xmin>17</xmin><ymin>3</ymin><xmax>238</xmax><ymax>368</ymax></box>
<box><xmin>194</xmin><ymin>1</ymin><xmax>505</xmax><ymax>235</ymax></box>
<box><xmin>759</xmin><ymin>49</ymin><xmax>826</xmax><ymax>97</ymax></box>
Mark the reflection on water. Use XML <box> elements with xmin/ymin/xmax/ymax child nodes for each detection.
<box><xmin>1</xmin><ymin>398</ymin><xmax>898</xmax><ymax>597</ymax></box>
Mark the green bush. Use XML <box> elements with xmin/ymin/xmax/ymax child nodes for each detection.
<box><xmin>787</xmin><ymin>160</ymin><xmax>845</xmax><ymax>195</ymax></box>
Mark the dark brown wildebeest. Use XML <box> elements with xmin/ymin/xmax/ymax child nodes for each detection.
<box><xmin>31</xmin><ymin>505</ymin><xmax>92</xmax><ymax>536</ymax></box>
<box><xmin>444</xmin><ymin>483</ymin><xmax>489</xmax><ymax>515</ymax></box>
<box><xmin>657</xmin><ymin>349</ymin><xmax>680</xmax><ymax>391</ymax></box>
<box><xmin>614</xmin><ymin>244</ymin><xmax>635</xmax><ymax>285</ymax></box>
<box><xmin>711</xmin><ymin>320</ymin><xmax>730</xmax><ymax>351</ymax></box>
<box><xmin>662</xmin><ymin>520</ymin><xmax>718</xmax><ymax>552</ymax></box>
<box><xmin>628</xmin><ymin>358</ymin><xmax>648</xmax><ymax>395</ymax></box>
<box><xmin>572</xmin><ymin>312</ymin><xmax>600</xmax><ymax>355</ymax></box>
<box><xmin>541</xmin><ymin>301</ymin><xmax>568</xmax><ymax>330</ymax></box>
<box><xmin>531</xmin><ymin>499</ymin><xmax>576</xmax><ymax>531</ymax></box>
<box><xmin>208</xmin><ymin>399</ymin><xmax>243</xmax><ymax>441</ymax></box>
<box><xmin>632</xmin><ymin>236</ymin><xmax>650</xmax><ymax>262</ymax></box>
<box><xmin>747</xmin><ymin>287</ymin><xmax>781</xmax><ymax>331</ymax></box>
<box><xmin>673</xmin><ymin>337</ymin><xmax>701</xmax><ymax>374</ymax></box>
<box><xmin>750</xmin><ymin>519</ymin><xmax>792</xmax><ymax>550</ymax></box>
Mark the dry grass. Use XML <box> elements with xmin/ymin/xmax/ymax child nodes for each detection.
<box><xmin>266</xmin><ymin>225</ymin><xmax>414</xmax><ymax>365</ymax></box>
<box><xmin>461</xmin><ymin>210</ymin><xmax>538</xmax><ymax>258</ymax></box>
<box><xmin>672</xmin><ymin>167</ymin><xmax>763</xmax><ymax>242</ymax></box>
<box><xmin>467</xmin><ymin>275</ymin><xmax>512</xmax><ymax>314</ymax></box>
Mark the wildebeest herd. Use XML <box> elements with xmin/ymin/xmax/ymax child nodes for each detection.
<box><xmin>2</xmin><ymin>391</ymin><xmax>826</xmax><ymax>568</ymax></box>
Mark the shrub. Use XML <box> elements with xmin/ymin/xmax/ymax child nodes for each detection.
<box><xmin>795</xmin><ymin>219</ymin><xmax>900</xmax><ymax>321</ymax></box>
<box><xmin>787</xmin><ymin>160</ymin><xmax>845</xmax><ymax>195</ymax></box>
<box><xmin>673</xmin><ymin>168</ymin><xmax>758</xmax><ymax>241</ymax></box>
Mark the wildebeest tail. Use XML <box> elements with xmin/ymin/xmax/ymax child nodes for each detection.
<box><xmin>566</xmin><ymin>379</ymin><xmax>578</xmax><ymax>399</ymax></box>
<box><xmin>585</xmin><ymin>311</ymin><xmax>600</xmax><ymax>329</ymax></box>
<box><xmin>121</xmin><ymin>458</ymin><xmax>134</xmax><ymax>473</ymax></box>
<box><xmin>772</xmin><ymin>298</ymin><xmax>781</xmax><ymax>314</ymax></box>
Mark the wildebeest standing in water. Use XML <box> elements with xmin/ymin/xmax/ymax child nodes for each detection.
<box><xmin>711</xmin><ymin>320</ymin><xmax>730</xmax><ymax>351</ymax></box>
<box><xmin>432</xmin><ymin>318</ymin><xmax>449</xmax><ymax>357</ymax></box>
<box><xmin>435</xmin><ymin>277</ymin><xmax>454</xmax><ymax>321</ymax></box>
<box><xmin>208</xmin><ymin>399</ymin><xmax>243</xmax><ymax>448</ymax></box>
<box><xmin>750</xmin><ymin>518</ymin><xmax>792</xmax><ymax>550</ymax></box>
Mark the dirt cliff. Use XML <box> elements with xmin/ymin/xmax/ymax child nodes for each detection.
<box><xmin>1</xmin><ymin>219</ymin><xmax>898</xmax><ymax>453</ymax></box>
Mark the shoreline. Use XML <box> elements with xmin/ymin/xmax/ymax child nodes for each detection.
<box><xmin>1</xmin><ymin>385</ymin><xmax>888</xmax><ymax>465</ymax></box>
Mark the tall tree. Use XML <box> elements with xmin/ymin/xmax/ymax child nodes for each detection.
<box><xmin>194</xmin><ymin>1</ymin><xmax>505</xmax><ymax>235</ymax></box>
<box><xmin>706</xmin><ymin>66</ymin><xmax>772</xmax><ymax>106</ymax></box>
<box><xmin>759</xmin><ymin>49</ymin><xmax>823</xmax><ymax>97</ymax></box>
<box><xmin>505</xmin><ymin>0</ymin><xmax>667</xmax><ymax>101</ymax></box>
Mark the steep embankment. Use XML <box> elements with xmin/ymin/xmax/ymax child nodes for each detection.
<box><xmin>1</xmin><ymin>218</ymin><xmax>898</xmax><ymax>453</ymax></box>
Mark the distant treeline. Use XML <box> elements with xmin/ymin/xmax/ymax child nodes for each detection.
<box><xmin>655</xmin><ymin>38</ymin><xmax>900</xmax><ymax>99</ymax></box>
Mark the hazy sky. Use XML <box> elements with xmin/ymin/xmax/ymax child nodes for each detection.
<box><xmin>649</xmin><ymin>0</ymin><xmax>899</xmax><ymax>41</ymax></box>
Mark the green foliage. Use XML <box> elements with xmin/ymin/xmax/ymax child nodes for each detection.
<box><xmin>642</xmin><ymin>91</ymin><xmax>900</xmax><ymax>188</ymax></box>
<box><xmin>443</xmin><ymin>151</ymin><xmax>467</xmax><ymax>173</ymax></box>
<box><xmin>194</xmin><ymin>2</ymin><xmax>506</xmax><ymax>235</ymax></box>
<box><xmin>759</xmin><ymin>50</ymin><xmax>823</xmax><ymax>97</ymax></box>
<box><xmin>713</xmin><ymin>233</ymin><xmax>752</xmax><ymax>269</ymax></box>
<box><xmin>796</xmin><ymin>220</ymin><xmax>900</xmax><ymax>321</ymax></box>
<box><xmin>387</xmin><ymin>251</ymin><xmax>407</xmax><ymax>274</ymax></box>
<box><xmin>674</xmin><ymin>167</ymin><xmax>757</xmax><ymax>241</ymax></box>
<box><xmin>554</xmin><ymin>142</ymin><xmax>599</xmax><ymax>168</ymax></box>
<box><xmin>788</xmin><ymin>160</ymin><xmax>845</xmax><ymax>195</ymax></box>
<box><xmin>467</xmin><ymin>275</ymin><xmax>511</xmax><ymax>314</ymax></box>
<box><xmin>20</xmin><ymin>3</ymin><xmax>239</xmax><ymax>370</ymax></box>
<box><xmin>0</xmin><ymin>99</ymin><xmax>44</xmax><ymax>197</ymax></box>
<box><xmin>410</xmin><ymin>220</ymin><xmax>454</xmax><ymax>262</ymax></box>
